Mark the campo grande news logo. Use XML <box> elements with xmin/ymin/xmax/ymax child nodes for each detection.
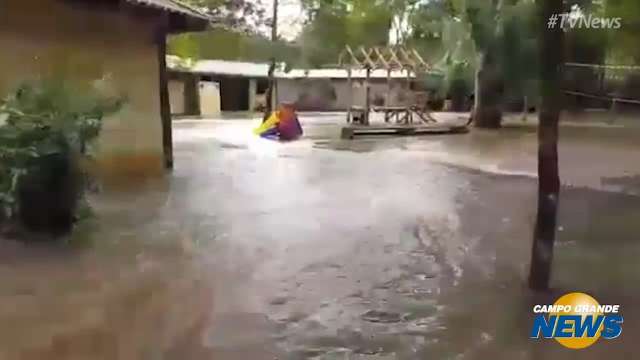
<box><xmin>530</xmin><ymin>292</ymin><xmax>623</xmax><ymax>349</ymax></box>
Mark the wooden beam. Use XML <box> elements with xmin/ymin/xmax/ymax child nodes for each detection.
<box><xmin>347</xmin><ymin>67</ymin><xmax>353</xmax><ymax>123</ymax></box>
<box><xmin>184</xmin><ymin>74</ymin><xmax>200</xmax><ymax>116</ymax></box>
<box><xmin>399</xmin><ymin>47</ymin><xmax>417</xmax><ymax>70</ymax></box>
<box><xmin>156</xmin><ymin>26</ymin><xmax>173</xmax><ymax>169</ymax></box>
<box><xmin>373</xmin><ymin>47</ymin><xmax>390</xmax><ymax>69</ymax></box>
<box><xmin>338</xmin><ymin>46</ymin><xmax>434</xmax><ymax>73</ymax></box>
<box><xmin>365</xmin><ymin>68</ymin><xmax>371</xmax><ymax>125</ymax></box>
<box><xmin>359</xmin><ymin>46</ymin><xmax>377</xmax><ymax>70</ymax></box>
<box><xmin>344</xmin><ymin>45</ymin><xmax>363</xmax><ymax>68</ymax></box>
<box><xmin>338</xmin><ymin>49</ymin><xmax>347</xmax><ymax>67</ymax></box>
<box><xmin>411</xmin><ymin>49</ymin><xmax>430</xmax><ymax>70</ymax></box>
<box><xmin>387</xmin><ymin>47</ymin><xmax>405</xmax><ymax>70</ymax></box>
<box><xmin>386</xmin><ymin>68</ymin><xmax>392</xmax><ymax>112</ymax></box>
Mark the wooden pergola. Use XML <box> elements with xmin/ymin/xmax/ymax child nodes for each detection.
<box><xmin>338</xmin><ymin>45</ymin><xmax>438</xmax><ymax>126</ymax></box>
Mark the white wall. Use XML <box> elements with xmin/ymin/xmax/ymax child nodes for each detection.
<box><xmin>168</xmin><ymin>79</ymin><xmax>185</xmax><ymax>115</ymax></box>
<box><xmin>277</xmin><ymin>78</ymin><xmax>414</xmax><ymax>111</ymax></box>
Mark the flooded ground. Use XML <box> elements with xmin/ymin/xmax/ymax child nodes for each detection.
<box><xmin>2</xmin><ymin>113</ymin><xmax>640</xmax><ymax>359</ymax></box>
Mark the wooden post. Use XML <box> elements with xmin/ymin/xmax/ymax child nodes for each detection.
<box><xmin>157</xmin><ymin>28</ymin><xmax>173</xmax><ymax>169</ymax></box>
<box><xmin>609</xmin><ymin>98</ymin><xmax>617</xmax><ymax>123</ymax></box>
<box><xmin>528</xmin><ymin>0</ymin><xmax>564</xmax><ymax>291</ymax></box>
<box><xmin>406</xmin><ymin>67</ymin><xmax>412</xmax><ymax>124</ymax></box>
<box><xmin>184</xmin><ymin>74</ymin><xmax>200</xmax><ymax>116</ymax></box>
<box><xmin>365</xmin><ymin>68</ymin><xmax>371</xmax><ymax>126</ymax></box>
<box><xmin>273</xmin><ymin>77</ymin><xmax>278</xmax><ymax>110</ymax></box>
<box><xmin>385</xmin><ymin>69</ymin><xmax>392</xmax><ymax>123</ymax></box>
<box><xmin>347</xmin><ymin>67</ymin><xmax>352</xmax><ymax>123</ymax></box>
<box><xmin>248</xmin><ymin>78</ymin><xmax>257</xmax><ymax>112</ymax></box>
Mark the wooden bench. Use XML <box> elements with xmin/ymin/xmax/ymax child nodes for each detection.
<box><xmin>348</xmin><ymin>106</ymin><xmax>367</xmax><ymax>124</ymax></box>
<box><xmin>372</xmin><ymin>106</ymin><xmax>412</xmax><ymax>124</ymax></box>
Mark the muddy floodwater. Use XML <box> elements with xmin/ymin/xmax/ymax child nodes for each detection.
<box><xmin>2</xmin><ymin>113</ymin><xmax>640</xmax><ymax>359</ymax></box>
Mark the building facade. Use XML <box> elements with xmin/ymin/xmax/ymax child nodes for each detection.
<box><xmin>167</xmin><ymin>60</ymin><xmax>420</xmax><ymax>115</ymax></box>
<box><xmin>168</xmin><ymin>58</ymin><xmax>269</xmax><ymax>115</ymax></box>
<box><xmin>0</xmin><ymin>0</ymin><xmax>207</xmax><ymax>179</ymax></box>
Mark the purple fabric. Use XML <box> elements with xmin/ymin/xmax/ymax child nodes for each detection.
<box><xmin>277</xmin><ymin>115</ymin><xmax>303</xmax><ymax>141</ymax></box>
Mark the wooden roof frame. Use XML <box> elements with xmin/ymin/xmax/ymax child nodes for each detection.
<box><xmin>338</xmin><ymin>45</ymin><xmax>434</xmax><ymax>73</ymax></box>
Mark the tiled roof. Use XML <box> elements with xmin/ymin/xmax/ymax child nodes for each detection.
<box><xmin>126</xmin><ymin>0</ymin><xmax>209</xmax><ymax>20</ymax></box>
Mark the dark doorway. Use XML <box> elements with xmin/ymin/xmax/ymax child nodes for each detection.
<box><xmin>257</xmin><ymin>79</ymin><xmax>269</xmax><ymax>95</ymax></box>
<box><xmin>219</xmin><ymin>77</ymin><xmax>250</xmax><ymax>111</ymax></box>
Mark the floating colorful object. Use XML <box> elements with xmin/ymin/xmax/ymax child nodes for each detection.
<box><xmin>253</xmin><ymin>103</ymin><xmax>303</xmax><ymax>141</ymax></box>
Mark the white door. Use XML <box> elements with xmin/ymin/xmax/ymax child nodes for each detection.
<box><xmin>168</xmin><ymin>80</ymin><xmax>185</xmax><ymax>115</ymax></box>
<box><xmin>199</xmin><ymin>81</ymin><xmax>221</xmax><ymax>117</ymax></box>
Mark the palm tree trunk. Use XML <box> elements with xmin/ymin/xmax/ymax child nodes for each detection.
<box><xmin>528</xmin><ymin>0</ymin><xmax>564</xmax><ymax>291</ymax></box>
<box><xmin>473</xmin><ymin>51</ymin><xmax>503</xmax><ymax>128</ymax></box>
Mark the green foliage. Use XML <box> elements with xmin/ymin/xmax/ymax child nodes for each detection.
<box><xmin>168</xmin><ymin>29</ymin><xmax>300</xmax><ymax>65</ymax></box>
<box><xmin>465</xmin><ymin>0</ymin><xmax>501</xmax><ymax>52</ymax></box>
<box><xmin>182</xmin><ymin>0</ymin><xmax>268</xmax><ymax>31</ymax></box>
<box><xmin>500</xmin><ymin>0</ymin><xmax>538</xmax><ymax>96</ymax></box>
<box><xmin>168</xmin><ymin>0</ymin><xmax>304</xmax><ymax>66</ymax></box>
<box><xmin>297</xmin><ymin>7</ymin><xmax>350</xmax><ymax>66</ymax></box>
<box><xmin>0</xmin><ymin>79</ymin><xmax>124</xmax><ymax>220</ymax></box>
<box><xmin>429</xmin><ymin>0</ymin><xmax>539</xmax><ymax>101</ymax></box>
<box><xmin>604</xmin><ymin>0</ymin><xmax>640</xmax><ymax>63</ymax></box>
<box><xmin>298</xmin><ymin>0</ymin><xmax>395</xmax><ymax>67</ymax></box>
<box><xmin>169</xmin><ymin>33</ymin><xmax>202</xmax><ymax>60</ymax></box>
<box><xmin>444</xmin><ymin>59</ymin><xmax>474</xmax><ymax>98</ymax></box>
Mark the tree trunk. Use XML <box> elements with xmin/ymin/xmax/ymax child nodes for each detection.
<box><xmin>528</xmin><ymin>0</ymin><xmax>564</xmax><ymax>291</ymax></box>
<box><xmin>263</xmin><ymin>61</ymin><xmax>276</xmax><ymax>122</ymax></box>
<box><xmin>450</xmin><ymin>78</ymin><xmax>468</xmax><ymax>112</ymax></box>
<box><xmin>473</xmin><ymin>51</ymin><xmax>503</xmax><ymax>128</ymax></box>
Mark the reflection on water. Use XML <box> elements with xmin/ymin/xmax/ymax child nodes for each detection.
<box><xmin>2</xmin><ymin>116</ymin><xmax>640</xmax><ymax>359</ymax></box>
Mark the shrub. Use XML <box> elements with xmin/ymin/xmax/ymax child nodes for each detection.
<box><xmin>0</xmin><ymin>79</ymin><xmax>124</xmax><ymax>235</ymax></box>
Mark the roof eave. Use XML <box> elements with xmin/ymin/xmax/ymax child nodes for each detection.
<box><xmin>124</xmin><ymin>0</ymin><xmax>211</xmax><ymax>33</ymax></box>
<box><xmin>167</xmin><ymin>13</ymin><xmax>210</xmax><ymax>33</ymax></box>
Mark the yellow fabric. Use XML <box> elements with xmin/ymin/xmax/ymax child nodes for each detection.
<box><xmin>253</xmin><ymin>111</ymin><xmax>281</xmax><ymax>135</ymax></box>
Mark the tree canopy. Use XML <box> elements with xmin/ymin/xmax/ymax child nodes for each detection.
<box><xmin>297</xmin><ymin>0</ymin><xmax>396</xmax><ymax>67</ymax></box>
<box><xmin>185</xmin><ymin>0</ymin><xmax>269</xmax><ymax>32</ymax></box>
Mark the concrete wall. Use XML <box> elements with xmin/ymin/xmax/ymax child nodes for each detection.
<box><xmin>277</xmin><ymin>78</ymin><xmax>414</xmax><ymax>111</ymax></box>
<box><xmin>0</xmin><ymin>0</ymin><xmax>165</xmax><ymax>179</ymax></box>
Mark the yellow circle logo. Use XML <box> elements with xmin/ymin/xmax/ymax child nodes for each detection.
<box><xmin>551</xmin><ymin>292</ymin><xmax>603</xmax><ymax>349</ymax></box>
